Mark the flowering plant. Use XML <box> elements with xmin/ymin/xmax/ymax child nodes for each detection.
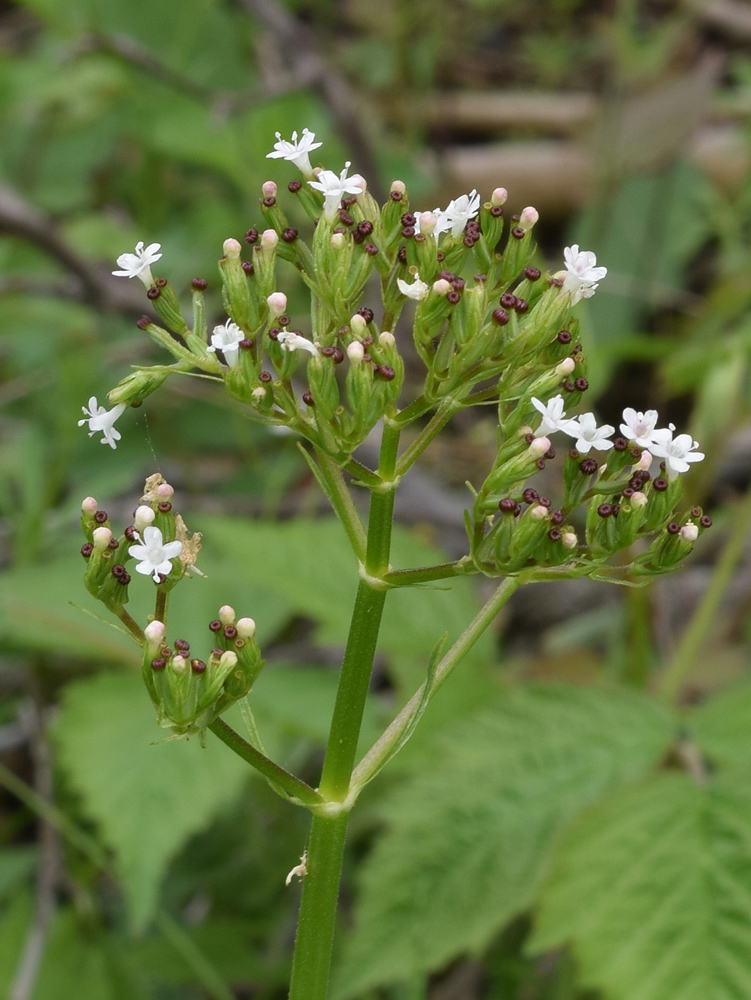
<box><xmin>77</xmin><ymin>128</ymin><xmax>708</xmax><ymax>1000</ymax></box>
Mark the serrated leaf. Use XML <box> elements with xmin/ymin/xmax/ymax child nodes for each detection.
<box><xmin>333</xmin><ymin>684</ymin><xmax>673</xmax><ymax>997</ymax></box>
<box><xmin>530</xmin><ymin>769</ymin><xmax>751</xmax><ymax>1000</ymax></box>
<box><xmin>54</xmin><ymin>671</ymin><xmax>249</xmax><ymax>929</ymax></box>
<box><xmin>691</xmin><ymin>677</ymin><xmax>751</xmax><ymax>766</ymax></box>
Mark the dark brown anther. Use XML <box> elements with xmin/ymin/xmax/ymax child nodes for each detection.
<box><xmin>549</xmin><ymin>277</ymin><xmax>563</xmax><ymax>287</ymax></box>
<box><xmin>376</xmin><ymin>365</ymin><xmax>396</xmax><ymax>381</ymax></box>
<box><xmin>500</xmin><ymin>292</ymin><xmax>516</xmax><ymax>309</ymax></box>
<box><xmin>628</xmin><ymin>478</ymin><xmax>643</xmax><ymax>491</ymax></box>
<box><xmin>223</xmin><ymin>625</ymin><xmax>237</xmax><ymax>639</ymax></box>
<box><xmin>452</xmin><ymin>278</ymin><xmax>466</xmax><ymax>291</ymax></box>
<box><xmin>397</xmin><ymin>247</ymin><xmax>408</xmax><ymax>264</ymax></box>
<box><xmin>492</xmin><ymin>308</ymin><xmax>509</xmax><ymax>325</ymax></box>
<box><xmin>158</xmin><ymin>501</ymin><xmax>172</xmax><ymax>513</ymax></box>
<box><xmin>332</xmin><ymin>348</ymin><xmax>344</xmax><ymax>364</ymax></box>
<box><xmin>112</xmin><ymin>564</ymin><xmax>126</xmax><ymax>577</ymax></box>
<box><xmin>362</xmin><ymin>353</ymin><xmax>372</xmax><ymax>363</ymax></box>
<box><xmin>339</xmin><ymin>210</ymin><xmax>354</xmax><ymax>227</ymax></box>
<box><xmin>365</xmin><ymin>243</ymin><xmax>379</xmax><ymax>256</ymax></box>
<box><xmin>574</xmin><ymin>377</ymin><xmax>589</xmax><ymax>392</ymax></box>
<box><xmin>548</xmin><ymin>528</ymin><xmax>562</xmax><ymax>541</ymax></box>
<box><xmin>191</xmin><ymin>658</ymin><xmax>206</xmax><ymax>674</ymax></box>
<box><xmin>550</xmin><ymin>510</ymin><xmax>564</xmax><ymax>526</ymax></box>
<box><xmin>691</xmin><ymin>506</ymin><xmax>702</xmax><ymax>518</ymax></box>
<box><xmin>622</xmin><ymin>488</ymin><xmax>635</xmax><ymax>498</ymax></box>
<box><xmin>447</xmin><ymin>290</ymin><xmax>461</xmax><ymax>305</ymax></box>
<box><xmin>94</xmin><ymin>510</ymin><xmax>108</xmax><ymax>524</ymax></box>
<box><xmin>402</xmin><ymin>226</ymin><xmax>415</xmax><ymax>238</ymax></box>
<box><xmin>614</xmin><ymin>437</ymin><xmax>628</xmax><ymax>452</ymax></box>
<box><xmin>525</xmin><ymin>432</ymin><xmax>535</xmax><ymax>444</ymax></box>
<box><xmin>597</xmin><ymin>503</ymin><xmax>613</xmax><ymax>518</ymax></box>
<box><xmin>629</xmin><ymin>447</ymin><xmax>642</xmax><ymax>459</ymax></box>
<box><xmin>562</xmin><ymin>380</ymin><xmax>575</xmax><ymax>392</ymax></box>
<box><xmin>321</xmin><ymin>346</ymin><xmax>335</xmax><ymax>357</ymax></box>
<box><xmin>573</xmin><ymin>344</ymin><xmax>583</xmax><ymax>353</ymax></box>
<box><xmin>401</xmin><ymin>213</ymin><xmax>416</xmax><ymax>226</ymax></box>
<box><xmin>415</xmin><ymin>233</ymin><xmax>426</xmax><ymax>244</ymax></box>
<box><xmin>653</xmin><ymin>477</ymin><xmax>668</xmax><ymax>492</ymax></box>
<box><xmin>212</xmin><ymin>648</ymin><xmax>223</xmax><ymax>658</ymax></box>
<box><xmin>511</xmin><ymin>226</ymin><xmax>525</xmax><ymax>239</ymax></box>
<box><xmin>490</xmin><ymin>205</ymin><xmax>503</xmax><ymax>217</ymax></box>
<box><xmin>302</xmin><ymin>391</ymin><xmax>314</xmax><ymax>406</ymax></box>
<box><xmin>700</xmin><ymin>515</ymin><xmax>712</xmax><ymax>528</ymax></box>
<box><xmin>362</xmin><ymin>336</ymin><xmax>374</xmax><ymax>347</ymax></box>
<box><xmin>352</xmin><ymin>229</ymin><xmax>365</xmax><ymax>244</ymax></box>
<box><xmin>124</xmin><ymin>526</ymin><xmax>138</xmax><ymax>541</ymax></box>
<box><xmin>108</xmin><ymin>537</ymin><xmax>119</xmax><ymax>549</ymax></box>
<box><xmin>240</xmin><ymin>338</ymin><xmax>254</xmax><ymax>350</ymax></box>
<box><xmin>474</xmin><ymin>273</ymin><xmax>487</xmax><ymax>282</ymax></box>
<box><xmin>612</xmin><ymin>504</ymin><xmax>621</xmax><ymax>517</ymax></box>
<box><xmin>278</xmin><ymin>314</ymin><xmax>290</xmax><ymax>327</ymax></box>
<box><xmin>544</xmin><ymin>446</ymin><xmax>555</xmax><ymax>460</ymax></box>
<box><xmin>268</xmin><ymin>328</ymin><xmax>280</xmax><ymax>341</ymax></box>
<box><xmin>511</xmin><ymin>214</ymin><xmax>520</xmax><ymax>221</ymax></box>
<box><xmin>568</xmin><ymin>449</ymin><xmax>579</xmax><ymax>459</ymax></box>
<box><xmin>259</xmin><ymin>371</ymin><xmax>273</xmax><ymax>383</ymax></box>
<box><xmin>525</xmin><ymin>267</ymin><xmax>541</xmax><ymax>281</ymax></box>
<box><xmin>463</xmin><ymin>235</ymin><xmax>476</xmax><ymax>248</ymax></box>
<box><xmin>147</xmin><ymin>286</ymin><xmax>161</xmax><ymax>300</ymax></box>
<box><xmin>262</xmin><ymin>196</ymin><xmax>276</xmax><ymax>207</ymax></box>
<box><xmin>288</xmin><ymin>179</ymin><xmax>302</xmax><ymax>192</ymax></box>
<box><xmin>81</xmin><ymin>542</ymin><xmax>94</xmax><ymax>558</ymax></box>
<box><xmin>357</xmin><ymin>220</ymin><xmax>374</xmax><ymax>236</ymax></box>
<box><xmin>436</xmin><ymin>251</ymin><xmax>446</xmax><ymax>261</ymax></box>
<box><xmin>209</xmin><ymin>620</ymin><xmax>222</xmax><ymax>632</ymax></box>
<box><xmin>245</xmin><ymin>228</ymin><xmax>259</xmax><ymax>244</ymax></box>
<box><xmin>580</xmin><ymin>458</ymin><xmax>598</xmax><ymax>475</ymax></box>
<box><xmin>175</xmin><ymin>638</ymin><xmax>190</xmax><ymax>653</ymax></box>
<box><xmin>342</xmin><ymin>195</ymin><xmax>358</xmax><ymax>207</ymax></box>
<box><xmin>499</xmin><ymin>498</ymin><xmax>517</xmax><ymax>514</ymax></box>
<box><xmin>242</xmin><ymin>260</ymin><xmax>254</xmax><ymax>275</ymax></box>
<box><xmin>390</xmin><ymin>190</ymin><xmax>403</xmax><ymax>201</ymax></box>
<box><xmin>522</xmin><ymin>488</ymin><xmax>538</xmax><ymax>503</ymax></box>
<box><xmin>557</xmin><ymin>330</ymin><xmax>571</xmax><ymax>344</ymax></box>
<box><xmin>515</xmin><ymin>298</ymin><xmax>529</xmax><ymax>313</ymax></box>
<box><xmin>538</xmin><ymin>496</ymin><xmax>551</xmax><ymax>508</ymax></box>
<box><xmin>358</xmin><ymin>307</ymin><xmax>375</xmax><ymax>323</ymax></box>
<box><xmin>191</xmin><ymin>278</ymin><xmax>208</xmax><ymax>291</ymax></box>
<box><xmin>121</xmin><ymin>572</ymin><xmax>131</xmax><ymax>585</ymax></box>
<box><xmin>667</xmin><ymin>521</ymin><xmax>680</xmax><ymax>534</ymax></box>
<box><xmin>536</xmin><ymin>458</ymin><xmax>546</xmax><ymax>470</ymax></box>
<box><xmin>137</xmin><ymin>315</ymin><xmax>150</xmax><ymax>329</ymax></box>
<box><xmin>155</xmin><ymin>277</ymin><xmax>167</xmax><ymax>288</ymax></box>
<box><xmin>282</xmin><ymin>227</ymin><xmax>299</xmax><ymax>243</ymax></box>
<box><xmin>151</xmin><ymin>657</ymin><xmax>166</xmax><ymax>671</ymax></box>
<box><xmin>439</xmin><ymin>270</ymin><xmax>455</xmax><ymax>281</ymax></box>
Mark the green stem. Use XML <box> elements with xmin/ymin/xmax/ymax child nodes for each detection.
<box><xmin>351</xmin><ymin>576</ymin><xmax>520</xmax><ymax>793</ymax></box>
<box><xmin>288</xmin><ymin>421</ymin><xmax>400</xmax><ymax>1000</ymax></box>
<box><xmin>382</xmin><ymin>555</ymin><xmax>475</xmax><ymax>587</ymax></box>
<box><xmin>344</xmin><ymin>457</ymin><xmax>382</xmax><ymax>489</ymax></box>
<box><xmin>393</xmin><ymin>393</ymin><xmax>431</xmax><ymax>427</ymax></box>
<box><xmin>313</xmin><ymin>448</ymin><xmax>367</xmax><ymax>561</ymax></box>
<box><xmin>395</xmin><ymin>400</ymin><xmax>456</xmax><ymax>477</ymax></box>
<box><xmin>115</xmin><ymin>606</ymin><xmax>145</xmax><ymax>642</ymax></box>
<box><xmin>208</xmin><ymin>719</ymin><xmax>324</xmax><ymax>806</ymax></box>
<box><xmin>659</xmin><ymin>487</ymin><xmax>751</xmax><ymax>701</ymax></box>
<box><xmin>154</xmin><ymin>588</ymin><xmax>168</xmax><ymax>624</ymax></box>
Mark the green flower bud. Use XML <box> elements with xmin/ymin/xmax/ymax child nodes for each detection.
<box><xmin>150</xmin><ymin>279</ymin><xmax>188</xmax><ymax>335</ymax></box>
<box><xmin>108</xmin><ymin>368</ymin><xmax>169</xmax><ymax>407</ymax></box>
<box><xmin>219</xmin><ymin>238</ymin><xmax>259</xmax><ymax>332</ymax></box>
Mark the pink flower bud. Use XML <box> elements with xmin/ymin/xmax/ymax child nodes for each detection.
<box><xmin>530</xmin><ymin>504</ymin><xmax>549</xmax><ymax>521</ymax></box>
<box><xmin>267</xmin><ymin>292</ymin><xmax>288</xmax><ymax>318</ymax></box>
<box><xmin>636</xmin><ymin>451</ymin><xmax>653</xmax><ymax>471</ymax></box>
<box><xmin>630</xmin><ymin>491</ymin><xmax>648</xmax><ymax>509</ymax></box>
<box><xmin>223</xmin><ymin>238</ymin><xmax>242</xmax><ymax>259</ymax></box>
<box><xmin>418</xmin><ymin>211</ymin><xmax>437</xmax><ymax>236</ymax></box>
<box><xmin>261</xmin><ymin>229</ymin><xmax>278</xmax><ymax>248</ymax></box>
<box><xmin>556</xmin><ymin>358</ymin><xmax>576</xmax><ymax>376</ymax></box>
<box><xmin>134</xmin><ymin>505</ymin><xmax>156</xmax><ymax>532</ymax></box>
<box><xmin>379</xmin><ymin>331</ymin><xmax>395</xmax><ymax>347</ymax></box>
<box><xmin>562</xmin><ymin>531</ymin><xmax>578</xmax><ymax>549</ymax></box>
<box><xmin>528</xmin><ymin>436</ymin><xmax>551</xmax><ymax>459</ymax></box>
<box><xmin>237</xmin><ymin>617</ymin><xmax>256</xmax><ymax>639</ymax></box>
<box><xmin>681</xmin><ymin>523</ymin><xmax>699</xmax><ymax>542</ymax></box>
<box><xmin>92</xmin><ymin>526</ymin><xmax>112</xmax><ymax>550</ymax></box>
<box><xmin>519</xmin><ymin>206</ymin><xmax>539</xmax><ymax>231</ymax></box>
<box><xmin>391</xmin><ymin>180</ymin><xmax>406</xmax><ymax>195</ymax></box>
<box><xmin>219</xmin><ymin>605</ymin><xmax>236</xmax><ymax>625</ymax></box>
<box><xmin>81</xmin><ymin>496</ymin><xmax>98</xmax><ymax>515</ymax></box>
<box><xmin>347</xmin><ymin>341</ymin><xmax>364</xmax><ymax>364</ymax></box>
<box><xmin>330</xmin><ymin>232</ymin><xmax>345</xmax><ymax>249</ymax></box>
<box><xmin>144</xmin><ymin>620</ymin><xmax>166</xmax><ymax>647</ymax></box>
<box><xmin>262</xmin><ymin>180</ymin><xmax>278</xmax><ymax>198</ymax></box>
<box><xmin>350</xmin><ymin>173</ymin><xmax>367</xmax><ymax>192</ymax></box>
<box><xmin>491</xmin><ymin>187</ymin><xmax>508</xmax><ymax>206</ymax></box>
<box><xmin>156</xmin><ymin>482</ymin><xmax>174</xmax><ymax>499</ymax></box>
<box><xmin>432</xmin><ymin>279</ymin><xmax>452</xmax><ymax>296</ymax></box>
<box><xmin>171</xmin><ymin>655</ymin><xmax>187</xmax><ymax>673</ymax></box>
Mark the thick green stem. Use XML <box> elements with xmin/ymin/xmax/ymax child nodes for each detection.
<box><xmin>115</xmin><ymin>606</ymin><xmax>145</xmax><ymax>642</ymax></box>
<box><xmin>209</xmin><ymin>719</ymin><xmax>324</xmax><ymax>806</ymax></box>
<box><xmin>288</xmin><ymin>421</ymin><xmax>400</xmax><ymax>1000</ymax></box>
<box><xmin>382</xmin><ymin>555</ymin><xmax>475</xmax><ymax>587</ymax></box>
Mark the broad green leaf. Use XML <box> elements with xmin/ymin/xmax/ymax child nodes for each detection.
<box><xmin>0</xmin><ymin>847</ymin><xmax>36</xmax><ymax>900</ymax></box>
<box><xmin>54</xmin><ymin>671</ymin><xmax>249</xmax><ymax>928</ymax></box>
<box><xmin>333</xmin><ymin>684</ymin><xmax>673</xmax><ymax>997</ymax></box>
<box><xmin>530</xmin><ymin>769</ymin><xmax>751</xmax><ymax>1000</ymax></box>
<box><xmin>691</xmin><ymin>677</ymin><xmax>751</xmax><ymax>766</ymax></box>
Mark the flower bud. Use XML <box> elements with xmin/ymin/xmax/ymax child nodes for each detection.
<box><xmin>144</xmin><ymin>620</ymin><xmax>166</xmax><ymax>644</ymax></box>
<box><xmin>528</xmin><ymin>436</ymin><xmax>551</xmax><ymax>459</ymax></box>
<box><xmin>350</xmin><ymin>314</ymin><xmax>368</xmax><ymax>337</ymax></box>
<box><xmin>491</xmin><ymin>187</ymin><xmax>508</xmax><ymax>206</ymax></box>
<box><xmin>92</xmin><ymin>526</ymin><xmax>113</xmax><ymax>550</ymax></box>
<box><xmin>261</xmin><ymin>229</ymin><xmax>278</xmax><ymax>248</ymax></box>
<box><xmin>134</xmin><ymin>505</ymin><xmax>156</xmax><ymax>532</ymax></box>
<box><xmin>236</xmin><ymin>617</ymin><xmax>256</xmax><ymax>639</ymax></box>
<box><xmin>432</xmin><ymin>279</ymin><xmax>451</xmax><ymax>296</ymax></box>
<box><xmin>156</xmin><ymin>482</ymin><xmax>174</xmax><ymax>500</ymax></box>
<box><xmin>556</xmin><ymin>357</ymin><xmax>576</xmax><ymax>377</ymax></box>
<box><xmin>219</xmin><ymin>650</ymin><xmax>238</xmax><ymax>669</ymax></box>
<box><xmin>636</xmin><ymin>451</ymin><xmax>653</xmax><ymax>471</ymax></box>
<box><xmin>631</xmin><ymin>491</ymin><xmax>648</xmax><ymax>509</ymax></box>
<box><xmin>681</xmin><ymin>523</ymin><xmax>699</xmax><ymax>542</ymax></box>
<box><xmin>219</xmin><ymin>604</ymin><xmax>236</xmax><ymax>626</ymax></box>
<box><xmin>262</xmin><ymin>180</ymin><xmax>277</xmax><ymax>198</ymax></box>
<box><xmin>530</xmin><ymin>504</ymin><xmax>550</xmax><ymax>521</ymax></box>
<box><xmin>562</xmin><ymin>531</ymin><xmax>577</xmax><ymax>549</ymax></box>
<box><xmin>519</xmin><ymin>206</ymin><xmax>539</xmax><ymax>231</ymax></box>
<box><xmin>82</xmin><ymin>496</ymin><xmax>98</xmax><ymax>515</ymax></box>
<box><xmin>267</xmin><ymin>292</ymin><xmax>288</xmax><ymax>318</ymax></box>
<box><xmin>379</xmin><ymin>331</ymin><xmax>395</xmax><ymax>347</ymax></box>
<box><xmin>418</xmin><ymin>211</ymin><xmax>437</xmax><ymax>236</ymax></box>
<box><xmin>330</xmin><ymin>232</ymin><xmax>346</xmax><ymax>250</ymax></box>
<box><xmin>350</xmin><ymin>174</ymin><xmax>367</xmax><ymax>193</ymax></box>
<box><xmin>223</xmin><ymin>238</ymin><xmax>242</xmax><ymax>259</ymax></box>
<box><xmin>171</xmin><ymin>654</ymin><xmax>188</xmax><ymax>673</ymax></box>
<box><xmin>391</xmin><ymin>180</ymin><xmax>406</xmax><ymax>195</ymax></box>
<box><xmin>347</xmin><ymin>341</ymin><xmax>364</xmax><ymax>364</ymax></box>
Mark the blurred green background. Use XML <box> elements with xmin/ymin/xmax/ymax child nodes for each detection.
<box><xmin>2</xmin><ymin>0</ymin><xmax>751</xmax><ymax>997</ymax></box>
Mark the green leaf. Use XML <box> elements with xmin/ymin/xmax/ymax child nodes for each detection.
<box><xmin>0</xmin><ymin>847</ymin><xmax>37</xmax><ymax>900</ymax></box>
<box><xmin>333</xmin><ymin>684</ymin><xmax>673</xmax><ymax>997</ymax></box>
<box><xmin>691</xmin><ymin>677</ymin><xmax>751</xmax><ymax>767</ymax></box>
<box><xmin>53</xmin><ymin>671</ymin><xmax>249</xmax><ymax>929</ymax></box>
<box><xmin>530</xmin><ymin>768</ymin><xmax>751</xmax><ymax>1000</ymax></box>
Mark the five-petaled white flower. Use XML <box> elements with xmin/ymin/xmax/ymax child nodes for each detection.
<box><xmin>561</xmin><ymin>245</ymin><xmax>608</xmax><ymax>305</ymax></box>
<box><xmin>78</xmin><ymin>396</ymin><xmax>126</xmax><ymax>449</ymax></box>
<box><xmin>266</xmin><ymin>128</ymin><xmax>322</xmax><ymax>177</ymax></box>
<box><xmin>440</xmin><ymin>189</ymin><xmax>481</xmax><ymax>238</ymax></box>
<box><xmin>620</xmin><ymin>407</ymin><xmax>661</xmax><ymax>448</ymax></box>
<box><xmin>531</xmin><ymin>395</ymin><xmax>569</xmax><ymax>437</ymax></box>
<box><xmin>563</xmin><ymin>412</ymin><xmax>615</xmax><ymax>453</ymax></box>
<box><xmin>650</xmin><ymin>426</ymin><xmax>705</xmax><ymax>480</ymax></box>
<box><xmin>397</xmin><ymin>272</ymin><xmax>430</xmax><ymax>301</ymax></box>
<box><xmin>277</xmin><ymin>330</ymin><xmax>319</xmax><ymax>357</ymax></box>
<box><xmin>207</xmin><ymin>320</ymin><xmax>245</xmax><ymax>368</ymax></box>
<box><xmin>308</xmin><ymin>162</ymin><xmax>364</xmax><ymax>220</ymax></box>
<box><xmin>112</xmin><ymin>241</ymin><xmax>162</xmax><ymax>288</ymax></box>
<box><xmin>128</xmin><ymin>526</ymin><xmax>183</xmax><ymax>583</ymax></box>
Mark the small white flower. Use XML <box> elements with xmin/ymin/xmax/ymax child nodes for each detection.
<box><xmin>112</xmin><ymin>241</ymin><xmax>162</xmax><ymax>288</ymax></box>
<box><xmin>277</xmin><ymin>330</ymin><xmax>319</xmax><ymax>357</ymax></box>
<box><xmin>620</xmin><ymin>408</ymin><xmax>661</xmax><ymax>448</ymax></box>
<box><xmin>397</xmin><ymin>272</ymin><xmax>430</xmax><ymax>301</ymax></box>
<box><xmin>441</xmin><ymin>189</ymin><xmax>481</xmax><ymax>238</ymax></box>
<box><xmin>308</xmin><ymin>162</ymin><xmax>364</xmax><ymax>220</ymax></box>
<box><xmin>561</xmin><ymin>245</ymin><xmax>608</xmax><ymax>305</ymax></box>
<box><xmin>266</xmin><ymin>128</ymin><xmax>322</xmax><ymax>176</ymax></box>
<box><xmin>531</xmin><ymin>395</ymin><xmax>569</xmax><ymax>437</ymax></box>
<box><xmin>681</xmin><ymin>523</ymin><xmax>699</xmax><ymax>542</ymax></box>
<box><xmin>78</xmin><ymin>396</ymin><xmax>126</xmax><ymax>449</ymax></box>
<box><xmin>128</xmin><ymin>525</ymin><xmax>183</xmax><ymax>583</ymax></box>
<box><xmin>650</xmin><ymin>426</ymin><xmax>705</xmax><ymax>480</ymax></box>
<box><xmin>563</xmin><ymin>412</ymin><xmax>615</xmax><ymax>453</ymax></box>
<box><xmin>208</xmin><ymin>320</ymin><xmax>245</xmax><ymax>368</ymax></box>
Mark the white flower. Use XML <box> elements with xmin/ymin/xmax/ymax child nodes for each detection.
<box><xmin>397</xmin><ymin>272</ymin><xmax>430</xmax><ymax>301</ymax></box>
<box><xmin>208</xmin><ymin>319</ymin><xmax>244</xmax><ymax>368</ymax></box>
<box><xmin>128</xmin><ymin>525</ymin><xmax>183</xmax><ymax>583</ymax></box>
<box><xmin>531</xmin><ymin>395</ymin><xmax>569</xmax><ymax>437</ymax></box>
<box><xmin>563</xmin><ymin>412</ymin><xmax>615</xmax><ymax>453</ymax></box>
<box><xmin>620</xmin><ymin>408</ymin><xmax>661</xmax><ymax>448</ymax></box>
<box><xmin>650</xmin><ymin>426</ymin><xmax>705</xmax><ymax>480</ymax></box>
<box><xmin>561</xmin><ymin>245</ymin><xmax>608</xmax><ymax>305</ymax></box>
<box><xmin>112</xmin><ymin>241</ymin><xmax>162</xmax><ymax>288</ymax></box>
<box><xmin>441</xmin><ymin>189</ymin><xmax>480</xmax><ymax>238</ymax></box>
<box><xmin>277</xmin><ymin>330</ymin><xmax>319</xmax><ymax>357</ymax></box>
<box><xmin>308</xmin><ymin>162</ymin><xmax>364</xmax><ymax>220</ymax></box>
<box><xmin>78</xmin><ymin>396</ymin><xmax>126</xmax><ymax>449</ymax></box>
<box><xmin>266</xmin><ymin>128</ymin><xmax>322</xmax><ymax>176</ymax></box>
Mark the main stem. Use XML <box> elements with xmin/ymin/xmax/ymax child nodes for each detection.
<box><xmin>287</xmin><ymin>421</ymin><xmax>400</xmax><ymax>1000</ymax></box>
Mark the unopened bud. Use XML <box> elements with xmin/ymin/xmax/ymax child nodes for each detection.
<box><xmin>519</xmin><ymin>206</ymin><xmax>539</xmax><ymax>231</ymax></box>
<box><xmin>267</xmin><ymin>292</ymin><xmax>288</xmax><ymax>318</ymax></box>
<box><xmin>491</xmin><ymin>187</ymin><xmax>508</xmax><ymax>206</ymax></box>
<box><xmin>134</xmin><ymin>505</ymin><xmax>156</xmax><ymax>532</ymax></box>
<box><xmin>347</xmin><ymin>341</ymin><xmax>364</xmax><ymax>364</ymax></box>
<box><xmin>81</xmin><ymin>496</ymin><xmax>98</xmax><ymax>515</ymax></box>
<box><xmin>391</xmin><ymin>180</ymin><xmax>406</xmax><ymax>195</ymax></box>
<box><xmin>261</xmin><ymin>229</ymin><xmax>278</xmax><ymax>248</ymax></box>
<box><xmin>556</xmin><ymin>358</ymin><xmax>576</xmax><ymax>377</ymax></box>
<box><xmin>350</xmin><ymin>174</ymin><xmax>366</xmax><ymax>193</ymax></box>
<box><xmin>528</xmin><ymin>436</ymin><xmax>551</xmax><ymax>459</ymax></box>
<box><xmin>171</xmin><ymin>654</ymin><xmax>187</xmax><ymax>673</ymax></box>
<box><xmin>418</xmin><ymin>211</ymin><xmax>437</xmax><ymax>236</ymax></box>
<box><xmin>262</xmin><ymin>180</ymin><xmax>277</xmax><ymax>198</ymax></box>
<box><xmin>330</xmin><ymin>232</ymin><xmax>345</xmax><ymax>250</ymax></box>
<box><xmin>237</xmin><ymin>617</ymin><xmax>256</xmax><ymax>639</ymax></box>
<box><xmin>432</xmin><ymin>279</ymin><xmax>451</xmax><ymax>296</ymax></box>
<box><xmin>636</xmin><ymin>451</ymin><xmax>653</xmax><ymax>471</ymax></box>
<box><xmin>92</xmin><ymin>526</ymin><xmax>112</xmax><ymax>550</ymax></box>
<box><xmin>144</xmin><ymin>620</ymin><xmax>166</xmax><ymax>644</ymax></box>
<box><xmin>631</xmin><ymin>491</ymin><xmax>648</xmax><ymax>509</ymax></box>
<box><xmin>156</xmin><ymin>482</ymin><xmax>174</xmax><ymax>500</ymax></box>
<box><xmin>219</xmin><ymin>604</ymin><xmax>236</xmax><ymax>626</ymax></box>
<box><xmin>530</xmin><ymin>504</ymin><xmax>549</xmax><ymax>521</ymax></box>
<box><xmin>223</xmin><ymin>238</ymin><xmax>242</xmax><ymax>259</ymax></box>
<box><xmin>219</xmin><ymin>650</ymin><xmax>238</xmax><ymax>669</ymax></box>
<box><xmin>350</xmin><ymin>314</ymin><xmax>367</xmax><ymax>336</ymax></box>
<box><xmin>379</xmin><ymin>331</ymin><xmax>395</xmax><ymax>347</ymax></box>
<box><xmin>562</xmin><ymin>531</ymin><xmax>577</xmax><ymax>549</ymax></box>
<box><xmin>681</xmin><ymin>523</ymin><xmax>699</xmax><ymax>542</ymax></box>
<box><xmin>252</xmin><ymin>387</ymin><xmax>266</xmax><ymax>400</ymax></box>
